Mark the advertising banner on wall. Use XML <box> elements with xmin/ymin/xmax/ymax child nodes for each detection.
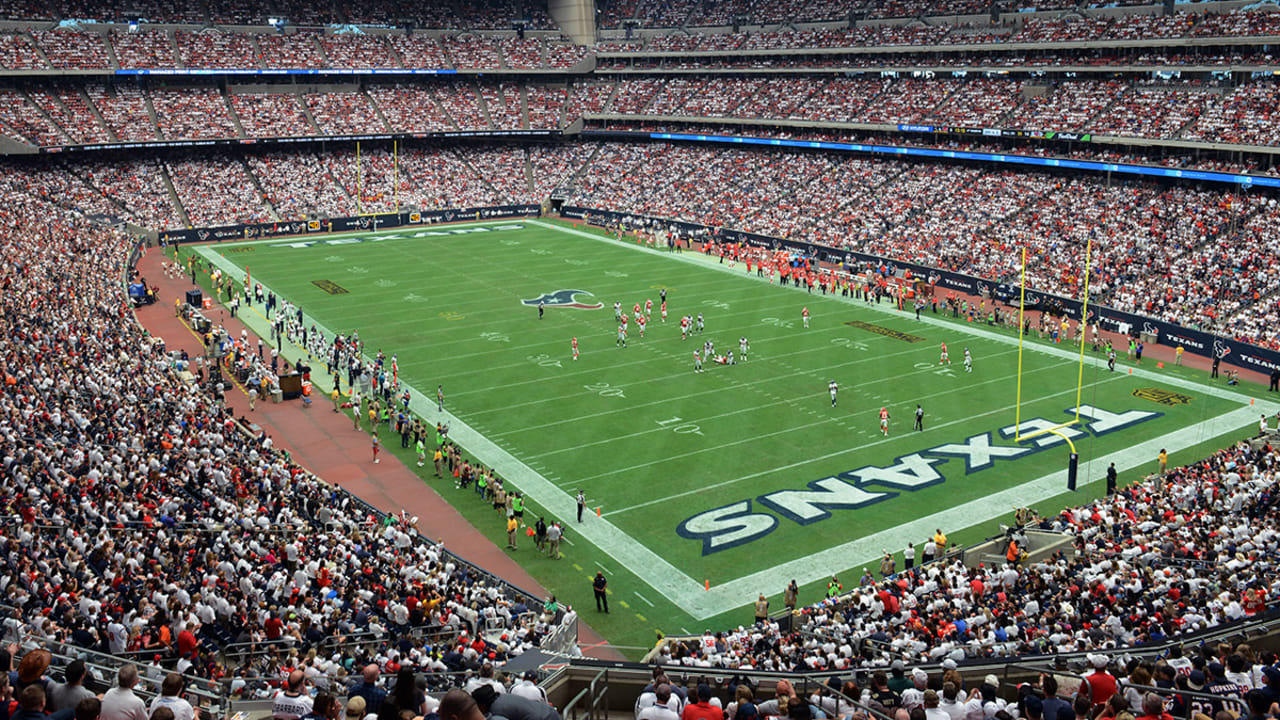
<box><xmin>159</xmin><ymin>205</ymin><xmax>542</xmax><ymax>245</ymax></box>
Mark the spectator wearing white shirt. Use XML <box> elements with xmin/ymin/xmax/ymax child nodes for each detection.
<box><xmin>510</xmin><ymin>673</ymin><xmax>548</xmax><ymax>705</ymax></box>
<box><xmin>100</xmin><ymin>665</ymin><xmax>148</xmax><ymax>720</ymax></box>
<box><xmin>637</xmin><ymin>685</ymin><xmax>681</xmax><ymax>720</ymax></box>
<box><xmin>463</xmin><ymin>664</ymin><xmax>506</xmax><ymax>696</ymax></box>
<box><xmin>923</xmin><ymin>691</ymin><xmax>950</xmax><ymax>720</ymax></box>
<box><xmin>149</xmin><ymin>674</ymin><xmax>194</xmax><ymax>720</ymax></box>
<box><xmin>272</xmin><ymin>671</ymin><xmax>313</xmax><ymax>720</ymax></box>
<box><xmin>939</xmin><ymin>683</ymin><xmax>966</xmax><ymax>720</ymax></box>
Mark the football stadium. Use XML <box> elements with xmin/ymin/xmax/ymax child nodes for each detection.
<box><xmin>2</xmin><ymin>0</ymin><xmax>1280</xmax><ymax>719</ymax></box>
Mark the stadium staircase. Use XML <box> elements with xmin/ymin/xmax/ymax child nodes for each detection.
<box><xmin>245</xmin><ymin>34</ymin><xmax>266</xmax><ymax>69</ymax></box>
<box><xmin>159</xmin><ymin>162</ymin><xmax>193</xmax><ymax>228</ymax></box>
<box><xmin>165</xmin><ymin>29</ymin><xmax>181</xmax><ymax>68</ymax></box>
<box><xmin>452</xmin><ymin>147</ymin><xmax>510</xmax><ymax>197</ymax></box>
<box><xmin>60</xmin><ymin>161</ymin><xmax>133</xmax><ymax>221</ymax></box>
<box><xmin>19</xmin><ymin>88</ymin><xmax>72</xmax><ymax>145</ymax></box>
<box><xmin>362</xmin><ymin>87</ymin><xmax>396</xmax><ymax>133</ymax></box>
<box><xmin>471</xmin><ymin>82</ymin><xmax>499</xmax><ymax>129</ymax></box>
<box><xmin>141</xmin><ymin>86</ymin><xmax>165</xmax><ymax>139</ymax></box>
<box><xmin>537</xmin><ymin>37</ymin><xmax>550</xmax><ymax>69</ymax></box>
<box><xmin>920</xmin><ymin>81</ymin><xmax>964</xmax><ymax>123</ymax></box>
<box><xmin>386</xmin><ymin>37</ymin><xmax>409</xmax><ymax>68</ymax></box>
<box><xmin>519</xmin><ymin>84</ymin><xmax>532</xmax><ymax>130</ymax></box>
<box><xmin>560</xmin><ymin>83</ymin><xmax>581</xmax><ymax>128</ymax></box>
<box><xmin>424</xmin><ymin>87</ymin><xmax>464</xmax><ymax>131</ymax></box>
<box><xmin>437</xmin><ymin>37</ymin><xmax>459</xmax><ymax>69</ymax></box>
<box><xmin>24</xmin><ymin>33</ymin><xmax>53</xmax><ymax>67</ymax></box>
<box><xmin>220</xmin><ymin>87</ymin><xmax>248</xmax><ymax>139</ymax></box>
<box><xmin>239</xmin><ymin>157</ymin><xmax>282</xmax><ymax>222</ymax></box>
<box><xmin>1169</xmin><ymin>86</ymin><xmax>1230</xmax><ymax>140</ymax></box>
<box><xmin>80</xmin><ymin>87</ymin><xmax>119</xmax><ymax>142</ymax></box>
<box><xmin>101</xmin><ymin>32</ymin><xmax>121</xmax><ymax>69</ymax></box>
<box><xmin>522</xmin><ymin>148</ymin><xmax>537</xmax><ymax>193</ymax></box>
<box><xmin>563</xmin><ymin>142</ymin><xmax>606</xmax><ymax>187</ymax></box>
<box><xmin>312</xmin><ymin>34</ymin><xmax>334</xmax><ymax>67</ymax></box>
<box><xmin>294</xmin><ymin>93</ymin><xmax>325</xmax><ymax>135</ymax></box>
<box><xmin>325</xmin><ymin>155</ymin><xmax>361</xmax><ymax>211</ymax></box>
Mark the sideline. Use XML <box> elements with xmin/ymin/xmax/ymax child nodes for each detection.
<box><xmin>197</xmin><ymin>222</ymin><xmax>1276</xmax><ymax>620</ymax></box>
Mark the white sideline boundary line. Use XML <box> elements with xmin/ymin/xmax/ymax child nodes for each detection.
<box><xmin>196</xmin><ymin>223</ymin><xmax>1277</xmax><ymax>622</ymax></box>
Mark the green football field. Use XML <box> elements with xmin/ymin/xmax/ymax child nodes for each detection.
<box><xmin>187</xmin><ymin>218</ymin><xmax>1274</xmax><ymax>654</ymax></box>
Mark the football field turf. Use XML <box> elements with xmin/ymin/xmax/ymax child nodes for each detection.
<box><xmin>189</xmin><ymin>218</ymin><xmax>1275</xmax><ymax>652</ymax></box>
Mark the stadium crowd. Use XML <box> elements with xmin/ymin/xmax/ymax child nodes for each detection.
<box><xmin>0</xmin><ymin>165</ymin><xmax>571</xmax><ymax>693</ymax></box>
<box><xmin>4</xmin><ymin>76</ymin><xmax>1280</xmax><ymax>149</ymax></box>
<box><xmin>2</xmin><ymin>137</ymin><xmax>1278</xmax><ymax>350</ymax></box>
<box><xmin>655</xmin><ymin>437</ymin><xmax>1280</xmax><ymax>670</ymax></box>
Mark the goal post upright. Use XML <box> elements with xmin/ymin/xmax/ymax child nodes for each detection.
<box><xmin>1012</xmin><ymin>236</ymin><xmax>1095</xmax><ymax>490</ymax></box>
<box><xmin>1073</xmin><ymin>234</ymin><xmax>1094</xmax><ymax>425</ymax></box>
<box><xmin>1015</xmin><ymin>245</ymin><xmax>1027</xmax><ymax>441</ymax></box>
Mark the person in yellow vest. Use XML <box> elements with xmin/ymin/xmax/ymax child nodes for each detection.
<box><xmin>506</xmin><ymin>516</ymin><xmax>519</xmax><ymax>550</ymax></box>
<box><xmin>331</xmin><ymin>386</ymin><xmax>341</xmax><ymax>413</ymax></box>
<box><xmin>1158</xmin><ymin>448</ymin><xmax>1168</xmax><ymax>474</ymax></box>
<box><xmin>1006</xmin><ymin>538</ymin><xmax>1020</xmax><ymax>566</ymax></box>
<box><xmin>933</xmin><ymin>528</ymin><xmax>947</xmax><ymax>556</ymax></box>
<box><xmin>1175</xmin><ymin>345</ymin><xmax>1184</xmax><ymax>365</ymax></box>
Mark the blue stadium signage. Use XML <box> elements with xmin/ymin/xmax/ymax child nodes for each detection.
<box><xmin>676</xmin><ymin>405</ymin><xmax>1159</xmax><ymax>555</ymax></box>
<box><xmin>649</xmin><ymin>132</ymin><xmax>1280</xmax><ymax>189</ymax></box>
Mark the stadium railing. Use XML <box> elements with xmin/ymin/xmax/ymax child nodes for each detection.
<box><xmin>1004</xmin><ymin>662</ymin><xmax>1252</xmax><ymax>719</ymax></box>
<box><xmin>5</xmin><ymin>634</ymin><xmax>230</xmax><ymax>718</ymax></box>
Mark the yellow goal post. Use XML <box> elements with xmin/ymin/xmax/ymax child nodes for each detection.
<box><xmin>1012</xmin><ymin>235</ymin><xmax>1094</xmax><ymax>461</ymax></box>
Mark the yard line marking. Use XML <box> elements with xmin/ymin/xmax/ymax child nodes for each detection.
<box><xmin>595</xmin><ymin>561</ymin><xmax>612</xmax><ymax>575</ymax></box>
<box><xmin>199</xmin><ymin>240</ymin><xmax>707</xmax><ymax>609</ymax></box>
<box><xmin>528</xmin><ymin>348</ymin><xmax>1061</xmax><ymax>461</ymax></box>
<box><xmin>602</xmin><ymin>369</ymin><xmax>1129</xmax><ymax>514</ymax></box>
<box><xmin>208</xmin><ymin>220</ymin><xmax>529</xmax><ymax>248</ymax></box>
<box><xmin>551</xmin><ymin>418</ymin><xmax>836</xmax><ymax>489</ymax></box>
<box><xmin>535</xmin><ymin>220</ymin><xmax>1260</xmax><ymax>406</ymax></box>
<box><xmin>634</xmin><ymin>592</ymin><xmax>656</xmax><ymax>608</ymax></box>
<box><xmin>480</xmin><ymin>339</ymin><xmax>969</xmax><ymax>426</ymax></box>
<box><xmin>199</xmin><ymin>222</ymin><xmax>1274</xmax><ymax>622</ymax></box>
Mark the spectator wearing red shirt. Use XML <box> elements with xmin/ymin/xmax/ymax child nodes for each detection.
<box><xmin>264</xmin><ymin>613</ymin><xmax>284</xmax><ymax>641</ymax></box>
<box><xmin>175</xmin><ymin>626</ymin><xmax>198</xmax><ymax>659</ymax></box>
<box><xmin>1083</xmin><ymin>655</ymin><xmax>1118</xmax><ymax>707</ymax></box>
<box><xmin>681</xmin><ymin>686</ymin><xmax>722</xmax><ymax>720</ymax></box>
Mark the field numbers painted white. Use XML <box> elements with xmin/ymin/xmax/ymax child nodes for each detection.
<box><xmin>584</xmin><ymin>382</ymin><xmax>626</xmax><ymax>398</ymax></box>
<box><xmin>655</xmin><ymin>416</ymin><xmax>704</xmax><ymax>436</ymax></box>
<box><xmin>526</xmin><ymin>353</ymin><xmax>563</xmax><ymax>368</ymax></box>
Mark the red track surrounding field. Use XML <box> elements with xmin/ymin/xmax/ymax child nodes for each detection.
<box><xmin>132</xmin><ymin>245</ymin><xmax>626</xmax><ymax>663</ymax></box>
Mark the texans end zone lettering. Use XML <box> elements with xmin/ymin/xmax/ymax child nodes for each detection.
<box><xmin>677</xmin><ymin>405</ymin><xmax>1159</xmax><ymax>555</ymax></box>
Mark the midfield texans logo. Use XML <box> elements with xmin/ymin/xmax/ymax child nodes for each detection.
<box><xmin>521</xmin><ymin>289</ymin><xmax>604</xmax><ymax>310</ymax></box>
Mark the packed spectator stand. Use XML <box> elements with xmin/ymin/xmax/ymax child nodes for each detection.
<box><xmin>653</xmin><ymin>437</ymin><xmax>1280</xmax><ymax>670</ymax></box>
<box><xmin>5</xmin><ymin>0</ymin><xmax>1280</xmax><ymax>707</ymax></box>
<box><xmin>0</xmin><ymin>161</ymin><xmax>577</xmax><ymax>702</ymax></box>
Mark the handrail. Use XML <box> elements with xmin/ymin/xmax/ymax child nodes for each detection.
<box><xmin>562</xmin><ymin>687</ymin><xmax>592</xmax><ymax>720</ymax></box>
